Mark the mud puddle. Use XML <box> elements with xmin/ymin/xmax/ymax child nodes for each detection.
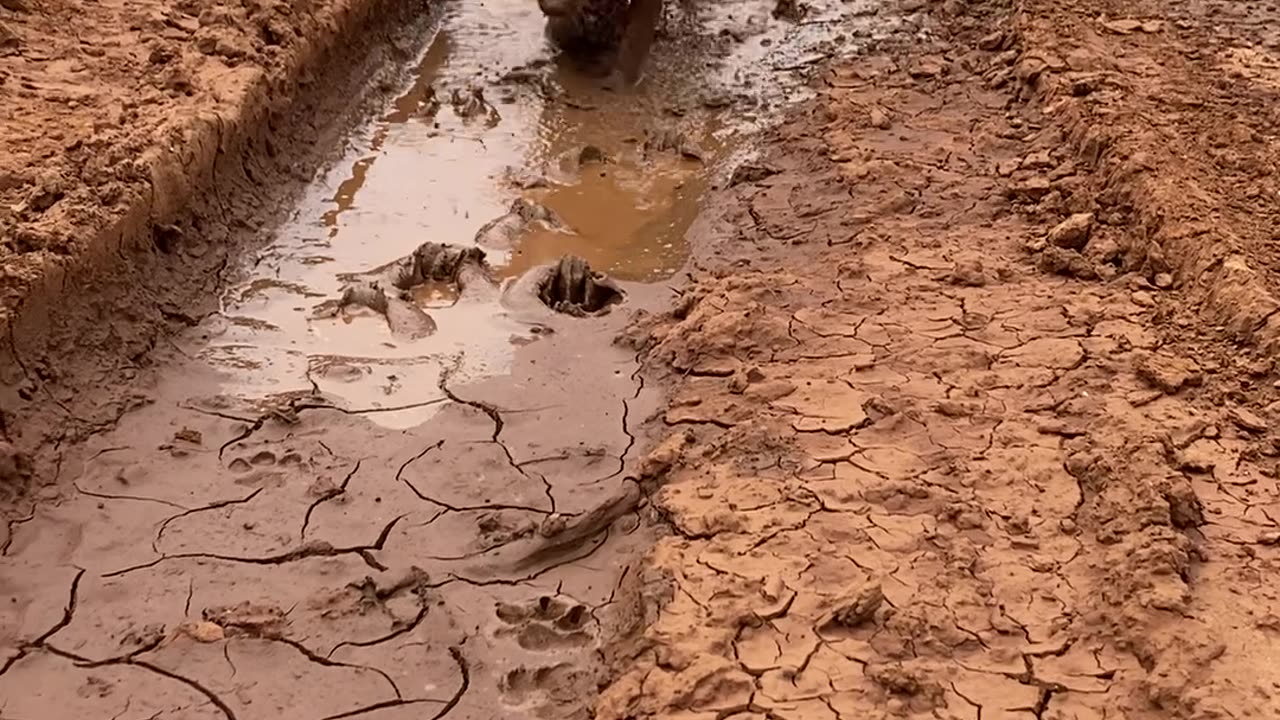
<box><xmin>0</xmin><ymin>1</ymin><xmax>904</xmax><ymax>719</ymax></box>
<box><xmin>191</xmin><ymin>0</ymin><xmax>901</xmax><ymax>425</ymax></box>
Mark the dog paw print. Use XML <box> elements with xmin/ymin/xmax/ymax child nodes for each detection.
<box><xmin>223</xmin><ymin>437</ymin><xmax>315</xmax><ymax>483</ymax></box>
<box><xmin>493</xmin><ymin>595</ymin><xmax>592</xmax><ymax>651</ymax></box>
<box><xmin>226</xmin><ymin>446</ymin><xmax>305</xmax><ymax>474</ymax></box>
<box><xmin>500</xmin><ymin>662</ymin><xmax>589</xmax><ymax>708</ymax></box>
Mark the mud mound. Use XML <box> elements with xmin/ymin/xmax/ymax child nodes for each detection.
<box><xmin>1004</xmin><ymin>0</ymin><xmax>1280</xmax><ymax>353</ymax></box>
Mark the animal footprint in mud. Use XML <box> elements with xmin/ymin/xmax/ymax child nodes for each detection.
<box><xmin>500</xmin><ymin>662</ymin><xmax>591</xmax><ymax>709</ymax></box>
<box><xmin>535</xmin><ymin>255</ymin><xmax>624</xmax><ymax>316</ymax></box>
<box><xmin>494</xmin><ymin>595</ymin><xmax>593</xmax><ymax>651</ymax></box>
<box><xmin>226</xmin><ymin>447</ymin><xmax>303</xmax><ymax>474</ymax></box>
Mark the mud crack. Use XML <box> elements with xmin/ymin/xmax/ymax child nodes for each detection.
<box><xmin>437</xmin><ymin>360</ymin><xmax>556</xmax><ymax>513</ymax></box>
<box><xmin>114</xmin><ymin>515</ymin><xmax>404</xmax><ymax>578</ymax></box>
<box><xmin>396</xmin><ymin>440</ymin><xmax>551</xmax><ymax>515</ymax></box>
<box><xmin>321</xmin><ymin>645</ymin><xmax>470</xmax><ymax>720</ymax></box>
<box><xmin>43</xmin><ymin>645</ymin><xmax>238</xmax><ymax>720</ymax></box>
<box><xmin>302</xmin><ymin>460</ymin><xmax>362</xmax><ymax>539</ymax></box>
<box><xmin>0</xmin><ymin>567</ymin><xmax>85</xmax><ymax>677</ymax></box>
<box><xmin>152</xmin><ymin>488</ymin><xmax>265</xmax><ymax>553</ymax></box>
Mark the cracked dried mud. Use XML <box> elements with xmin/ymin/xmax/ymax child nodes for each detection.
<box><xmin>8</xmin><ymin>0</ymin><xmax>1280</xmax><ymax>718</ymax></box>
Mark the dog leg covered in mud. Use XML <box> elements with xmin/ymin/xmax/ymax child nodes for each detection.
<box><xmin>314</xmin><ymin>241</ymin><xmax>625</xmax><ymax>336</ymax></box>
<box><xmin>537</xmin><ymin>0</ymin><xmax>663</xmax><ymax>82</ymax></box>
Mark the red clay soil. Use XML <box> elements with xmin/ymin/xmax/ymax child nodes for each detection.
<box><xmin>594</xmin><ymin>0</ymin><xmax>1280</xmax><ymax>718</ymax></box>
<box><xmin>0</xmin><ymin>0</ymin><xmax>429</xmax><ymax>495</ymax></box>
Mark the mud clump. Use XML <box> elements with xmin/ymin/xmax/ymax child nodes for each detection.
<box><xmin>772</xmin><ymin>0</ymin><xmax>809</xmax><ymax>22</ymax></box>
<box><xmin>539</xmin><ymin>0</ymin><xmax>663</xmax><ymax>82</ymax></box>
<box><xmin>0</xmin><ymin>22</ymin><xmax>18</xmax><ymax>55</ymax></box>
<box><xmin>0</xmin><ymin>441</ymin><xmax>33</xmax><ymax>500</ymax></box>
<box><xmin>1135</xmin><ymin>352</ymin><xmax>1204</xmax><ymax>394</ymax></box>
<box><xmin>866</xmin><ymin>663</ymin><xmax>945</xmax><ymax>710</ymax></box>
<box><xmin>642</xmin><ymin>128</ymin><xmax>706</xmax><ymax>162</ymax></box>
<box><xmin>1229</xmin><ymin>407</ymin><xmax>1268</xmax><ymax>433</ymax></box>
<box><xmin>392</xmin><ymin>242</ymin><xmax>489</xmax><ymax>289</ymax></box>
<box><xmin>202</xmin><ymin>601</ymin><xmax>288</xmax><ymax>639</ymax></box>
<box><xmin>578</xmin><ymin>144</ymin><xmax>610</xmax><ymax>165</ymax></box>
<box><xmin>474</xmin><ymin>197</ymin><xmax>568</xmax><ymax>249</ymax></box>
<box><xmin>541</xmin><ymin>0</ymin><xmax>630</xmax><ymax>55</ymax></box>
<box><xmin>1006</xmin><ymin>176</ymin><xmax>1052</xmax><ymax>201</ymax></box>
<box><xmin>729</xmin><ymin>162</ymin><xmax>780</xmax><ymax>187</ymax></box>
<box><xmin>1047</xmin><ymin>212</ymin><xmax>1095</xmax><ymax>250</ymax></box>
<box><xmin>1037</xmin><ymin>245</ymin><xmax>1099</xmax><ymax>279</ymax></box>
<box><xmin>948</xmin><ymin>257</ymin><xmax>991</xmax><ymax>286</ymax></box>
<box><xmin>449</xmin><ymin>86</ymin><xmax>501</xmax><ymax>127</ymax></box>
<box><xmin>816</xmin><ymin>582</ymin><xmax>885</xmax><ymax>632</ymax></box>
<box><xmin>316</xmin><ymin>241</ymin><xmax>626</xmax><ymax>335</ymax></box>
<box><xmin>536</xmin><ymin>255</ymin><xmax>625</xmax><ymax>316</ymax></box>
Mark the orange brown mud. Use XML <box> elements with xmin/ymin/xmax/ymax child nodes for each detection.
<box><xmin>7</xmin><ymin>0</ymin><xmax>1280</xmax><ymax>720</ymax></box>
<box><xmin>597</xmin><ymin>0</ymin><xmax>1280</xmax><ymax>718</ymax></box>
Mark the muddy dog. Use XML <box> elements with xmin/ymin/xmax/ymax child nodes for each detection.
<box><xmin>537</xmin><ymin>0</ymin><xmax>664</xmax><ymax>83</ymax></box>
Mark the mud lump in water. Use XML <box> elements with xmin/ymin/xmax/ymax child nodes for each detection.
<box><xmin>536</xmin><ymin>0</ymin><xmax>663</xmax><ymax>83</ymax></box>
<box><xmin>313</xmin><ymin>242</ymin><xmax>625</xmax><ymax>338</ymax></box>
<box><xmin>473</xmin><ymin>197</ymin><xmax>570</xmax><ymax>249</ymax></box>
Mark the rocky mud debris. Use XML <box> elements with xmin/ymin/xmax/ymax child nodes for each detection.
<box><xmin>315</xmin><ymin>239</ymin><xmax>626</xmax><ymax>336</ymax></box>
<box><xmin>474</xmin><ymin>197</ymin><xmax>570</xmax><ymax>249</ymax></box>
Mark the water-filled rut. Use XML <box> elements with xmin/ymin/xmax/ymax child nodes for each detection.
<box><xmin>0</xmin><ymin>1</ymin><xmax>895</xmax><ymax>717</ymax></box>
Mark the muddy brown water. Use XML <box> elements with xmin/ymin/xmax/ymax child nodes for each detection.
<box><xmin>0</xmin><ymin>1</ymin><xmax>900</xmax><ymax>718</ymax></box>
<box><xmin>200</xmin><ymin>0</ymin><xmax>900</xmax><ymax>424</ymax></box>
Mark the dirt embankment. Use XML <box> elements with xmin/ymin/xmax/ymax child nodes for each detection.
<box><xmin>0</xmin><ymin>0</ymin><xmax>432</xmax><ymax>500</ymax></box>
<box><xmin>595</xmin><ymin>0</ymin><xmax>1280</xmax><ymax>718</ymax></box>
<box><xmin>1010</xmin><ymin>0</ymin><xmax>1280</xmax><ymax>354</ymax></box>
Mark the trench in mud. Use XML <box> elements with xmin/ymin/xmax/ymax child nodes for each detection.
<box><xmin>203</xmin><ymin>0</ymin><xmax>902</xmax><ymax>424</ymax></box>
<box><xmin>0</xmin><ymin>1</ymin><xmax>912</xmax><ymax>719</ymax></box>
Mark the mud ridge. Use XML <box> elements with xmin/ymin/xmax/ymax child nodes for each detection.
<box><xmin>105</xmin><ymin>514</ymin><xmax>404</xmax><ymax>578</ymax></box>
<box><xmin>1008</xmin><ymin>0</ymin><xmax>1280</xmax><ymax>355</ymax></box>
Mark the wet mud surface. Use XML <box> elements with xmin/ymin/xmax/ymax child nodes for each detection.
<box><xmin>0</xmin><ymin>0</ymin><xmax>897</xmax><ymax>718</ymax></box>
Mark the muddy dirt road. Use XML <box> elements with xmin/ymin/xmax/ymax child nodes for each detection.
<box><xmin>8</xmin><ymin>0</ymin><xmax>1280</xmax><ymax>717</ymax></box>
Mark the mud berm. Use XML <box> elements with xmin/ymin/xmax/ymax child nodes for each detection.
<box><xmin>5</xmin><ymin>0</ymin><xmax>1280</xmax><ymax>718</ymax></box>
